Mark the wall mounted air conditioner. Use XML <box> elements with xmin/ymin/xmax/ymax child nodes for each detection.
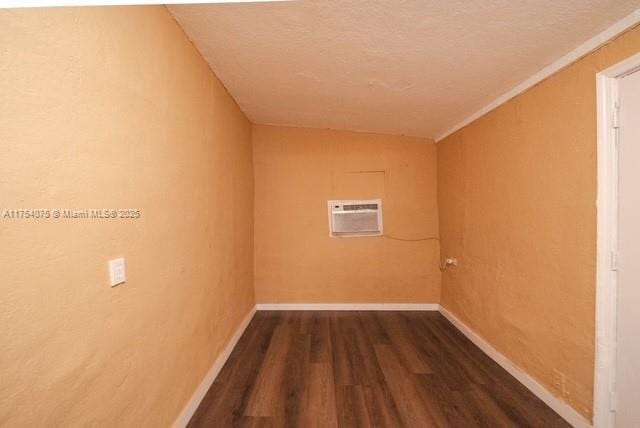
<box><xmin>328</xmin><ymin>199</ymin><xmax>383</xmax><ymax>237</ymax></box>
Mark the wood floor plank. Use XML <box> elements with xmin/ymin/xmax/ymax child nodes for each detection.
<box><xmin>214</xmin><ymin>313</ymin><xmax>273</xmax><ymax>384</ymax></box>
<box><xmin>330</xmin><ymin>312</ymin><xmax>362</xmax><ymax>386</ymax></box>
<box><xmin>461</xmin><ymin>383</ymin><xmax>521</xmax><ymax>427</ymax></box>
<box><xmin>346</xmin><ymin>313</ymin><xmax>407</xmax><ymax>426</ymax></box>
<box><xmin>401</xmin><ymin>313</ymin><xmax>476</xmax><ymax>391</ymax></box>
<box><xmin>281</xmin><ymin>330</ymin><xmax>310</xmax><ymax>426</ymax></box>
<box><xmin>341</xmin><ymin>385</ymin><xmax>371</xmax><ymax>428</ymax></box>
<box><xmin>300</xmin><ymin>362</ymin><xmax>339</xmax><ymax>427</ymax></box>
<box><xmin>310</xmin><ymin>312</ymin><xmax>332</xmax><ymax>364</ymax></box>
<box><xmin>433</xmin><ymin>315</ymin><xmax>570</xmax><ymax>427</ymax></box>
<box><xmin>187</xmin><ymin>311</ymin><xmax>572</xmax><ymax>428</ymax></box>
<box><xmin>350</xmin><ymin>315</ymin><xmax>392</xmax><ymax>386</ymax></box>
<box><xmin>417</xmin><ymin>373</ymin><xmax>482</xmax><ymax>427</ymax></box>
<box><xmin>236</xmin><ymin>416</ymin><xmax>273</xmax><ymax>428</ymax></box>
<box><xmin>244</xmin><ymin>320</ymin><xmax>293</xmax><ymax>417</ymax></box>
<box><xmin>377</xmin><ymin>312</ymin><xmax>433</xmax><ymax>374</ymax></box>
<box><xmin>416</xmin><ymin>313</ymin><xmax>491</xmax><ymax>385</ymax></box>
<box><xmin>373</xmin><ymin>344</ymin><xmax>439</xmax><ymax>427</ymax></box>
<box><xmin>360</xmin><ymin>383</ymin><xmax>405</xmax><ymax>427</ymax></box>
<box><xmin>187</xmin><ymin>313</ymin><xmax>279</xmax><ymax>427</ymax></box>
<box><xmin>357</xmin><ymin>311</ymin><xmax>391</xmax><ymax>345</ymax></box>
<box><xmin>411</xmin><ymin>373</ymin><xmax>456</xmax><ymax>427</ymax></box>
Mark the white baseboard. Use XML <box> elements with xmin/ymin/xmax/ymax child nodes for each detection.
<box><xmin>255</xmin><ymin>303</ymin><xmax>440</xmax><ymax>311</ymax></box>
<box><xmin>174</xmin><ymin>303</ymin><xmax>591</xmax><ymax>428</ymax></box>
<box><xmin>439</xmin><ymin>306</ymin><xmax>592</xmax><ymax>428</ymax></box>
<box><xmin>172</xmin><ymin>306</ymin><xmax>257</xmax><ymax>428</ymax></box>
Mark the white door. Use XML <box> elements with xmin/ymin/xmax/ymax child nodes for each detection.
<box><xmin>615</xmin><ymin>68</ymin><xmax>640</xmax><ymax>427</ymax></box>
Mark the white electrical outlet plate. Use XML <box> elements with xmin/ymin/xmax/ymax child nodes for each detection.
<box><xmin>109</xmin><ymin>258</ymin><xmax>126</xmax><ymax>287</ymax></box>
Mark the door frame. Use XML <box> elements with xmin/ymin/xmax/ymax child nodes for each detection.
<box><xmin>595</xmin><ymin>52</ymin><xmax>640</xmax><ymax>428</ymax></box>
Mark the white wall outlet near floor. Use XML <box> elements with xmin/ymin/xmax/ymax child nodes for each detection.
<box><xmin>109</xmin><ymin>258</ymin><xmax>126</xmax><ymax>287</ymax></box>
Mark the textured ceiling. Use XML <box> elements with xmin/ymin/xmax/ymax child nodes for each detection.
<box><xmin>169</xmin><ymin>0</ymin><xmax>640</xmax><ymax>139</ymax></box>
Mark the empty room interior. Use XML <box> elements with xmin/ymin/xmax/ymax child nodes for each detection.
<box><xmin>3</xmin><ymin>0</ymin><xmax>640</xmax><ymax>427</ymax></box>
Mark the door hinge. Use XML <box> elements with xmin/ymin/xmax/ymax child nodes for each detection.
<box><xmin>613</xmin><ymin>102</ymin><xmax>620</xmax><ymax>129</ymax></box>
<box><xmin>611</xmin><ymin>251</ymin><xmax>619</xmax><ymax>271</ymax></box>
<box><xmin>610</xmin><ymin>390</ymin><xmax>617</xmax><ymax>412</ymax></box>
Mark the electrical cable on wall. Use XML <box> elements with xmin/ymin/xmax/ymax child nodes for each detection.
<box><xmin>381</xmin><ymin>235</ymin><xmax>456</xmax><ymax>272</ymax></box>
<box><xmin>327</xmin><ymin>200</ymin><xmax>453</xmax><ymax>269</ymax></box>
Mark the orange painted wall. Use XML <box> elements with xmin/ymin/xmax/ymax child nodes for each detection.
<box><xmin>0</xmin><ymin>6</ymin><xmax>254</xmax><ymax>426</ymax></box>
<box><xmin>437</xmin><ymin>26</ymin><xmax>640</xmax><ymax>420</ymax></box>
<box><xmin>253</xmin><ymin>125</ymin><xmax>440</xmax><ymax>304</ymax></box>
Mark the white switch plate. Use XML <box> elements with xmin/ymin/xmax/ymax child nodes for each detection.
<box><xmin>109</xmin><ymin>258</ymin><xmax>126</xmax><ymax>287</ymax></box>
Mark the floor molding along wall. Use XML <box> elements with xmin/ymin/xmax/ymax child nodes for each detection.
<box><xmin>173</xmin><ymin>306</ymin><xmax>257</xmax><ymax>428</ymax></box>
<box><xmin>255</xmin><ymin>303</ymin><xmax>440</xmax><ymax>311</ymax></box>
<box><xmin>435</xmin><ymin>8</ymin><xmax>640</xmax><ymax>142</ymax></box>
<box><xmin>175</xmin><ymin>303</ymin><xmax>592</xmax><ymax>427</ymax></box>
<box><xmin>439</xmin><ymin>306</ymin><xmax>592</xmax><ymax>428</ymax></box>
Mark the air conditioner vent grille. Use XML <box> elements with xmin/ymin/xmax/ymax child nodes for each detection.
<box><xmin>343</xmin><ymin>203</ymin><xmax>378</xmax><ymax>211</ymax></box>
<box><xmin>328</xmin><ymin>199</ymin><xmax>383</xmax><ymax>237</ymax></box>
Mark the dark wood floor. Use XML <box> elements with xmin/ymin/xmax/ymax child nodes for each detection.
<box><xmin>188</xmin><ymin>311</ymin><xmax>570</xmax><ymax>427</ymax></box>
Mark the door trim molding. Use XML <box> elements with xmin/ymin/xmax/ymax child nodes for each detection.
<box><xmin>595</xmin><ymin>52</ymin><xmax>640</xmax><ymax>428</ymax></box>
